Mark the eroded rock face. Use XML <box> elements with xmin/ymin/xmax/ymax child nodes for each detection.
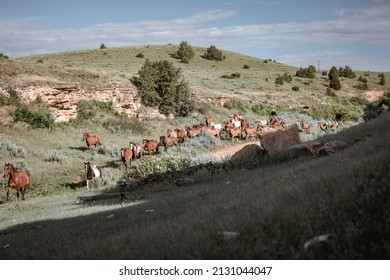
<box><xmin>0</xmin><ymin>85</ymin><xmax>141</xmax><ymax>122</ymax></box>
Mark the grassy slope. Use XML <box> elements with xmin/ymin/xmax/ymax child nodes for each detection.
<box><xmin>0</xmin><ymin>112</ymin><xmax>389</xmax><ymax>259</ymax></box>
<box><xmin>0</xmin><ymin>45</ymin><xmax>389</xmax><ymax>259</ymax></box>
<box><xmin>1</xmin><ymin>44</ymin><xmax>387</xmax><ymax>109</ymax></box>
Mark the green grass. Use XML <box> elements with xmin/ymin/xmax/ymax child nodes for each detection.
<box><xmin>0</xmin><ymin>45</ymin><xmax>389</xmax><ymax>259</ymax></box>
<box><xmin>0</xmin><ymin>112</ymin><xmax>389</xmax><ymax>259</ymax></box>
<box><xmin>1</xmin><ymin>44</ymin><xmax>388</xmax><ymax>112</ymax></box>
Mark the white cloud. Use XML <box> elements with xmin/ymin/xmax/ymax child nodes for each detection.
<box><xmin>0</xmin><ymin>4</ymin><xmax>389</xmax><ymax>71</ymax></box>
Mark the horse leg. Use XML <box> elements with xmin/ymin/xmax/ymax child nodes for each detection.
<box><xmin>6</xmin><ymin>187</ymin><xmax>11</xmax><ymax>202</ymax></box>
<box><xmin>86</xmin><ymin>179</ymin><xmax>90</xmax><ymax>190</ymax></box>
<box><xmin>21</xmin><ymin>187</ymin><xmax>26</xmax><ymax>200</ymax></box>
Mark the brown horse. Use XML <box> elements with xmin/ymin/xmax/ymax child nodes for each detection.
<box><xmin>330</xmin><ymin>120</ymin><xmax>339</xmax><ymax>129</ymax></box>
<box><xmin>175</xmin><ymin>128</ymin><xmax>186</xmax><ymax>144</ymax></box>
<box><xmin>142</xmin><ymin>139</ymin><xmax>159</xmax><ymax>155</ymax></box>
<box><xmin>319</xmin><ymin>122</ymin><xmax>328</xmax><ymax>132</ymax></box>
<box><xmin>159</xmin><ymin>136</ymin><xmax>178</xmax><ymax>151</ymax></box>
<box><xmin>205</xmin><ymin>116</ymin><xmax>214</xmax><ymax>127</ymax></box>
<box><xmin>300</xmin><ymin>121</ymin><xmax>310</xmax><ymax>134</ymax></box>
<box><xmin>269</xmin><ymin>115</ymin><xmax>285</xmax><ymax>129</ymax></box>
<box><xmin>3</xmin><ymin>163</ymin><xmax>33</xmax><ymax>201</ymax></box>
<box><xmin>226</xmin><ymin>127</ymin><xmax>242</xmax><ymax>141</ymax></box>
<box><xmin>167</xmin><ymin>128</ymin><xmax>178</xmax><ymax>139</ymax></box>
<box><xmin>121</xmin><ymin>148</ymin><xmax>133</xmax><ymax>169</ymax></box>
<box><xmin>82</xmin><ymin>132</ymin><xmax>101</xmax><ymax>149</ymax></box>
<box><xmin>244</xmin><ymin>127</ymin><xmax>258</xmax><ymax>140</ymax></box>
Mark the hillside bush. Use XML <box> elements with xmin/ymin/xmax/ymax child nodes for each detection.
<box><xmin>102</xmin><ymin>117</ymin><xmax>146</xmax><ymax>134</ymax></box>
<box><xmin>275</xmin><ymin>76</ymin><xmax>284</xmax><ymax>85</ymax></box>
<box><xmin>11</xmin><ymin>96</ymin><xmax>55</xmax><ymax>129</ymax></box>
<box><xmin>251</xmin><ymin>102</ymin><xmax>274</xmax><ymax>116</ymax></box>
<box><xmin>131</xmin><ymin>59</ymin><xmax>194</xmax><ymax>117</ymax></box>
<box><xmin>221</xmin><ymin>72</ymin><xmax>241</xmax><ymax>79</ymax></box>
<box><xmin>97</xmin><ymin>144</ymin><xmax>121</xmax><ymax>157</ymax></box>
<box><xmin>0</xmin><ymin>87</ymin><xmax>22</xmax><ymax>106</ymax></box>
<box><xmin>338</xmin><ymin>65</ymin><xmax>356</xmax><ymax>78</ymax></box>
<box><xmin>223</xmin><ymin>98</ymin><xmax>248</xmax><ymax>112</ymax></box>
<box><xmin>202</xmin><ymin>45</ymin><xmax>225</xmax><ymax>61</ymax></box>
<box><xmin>358</xmin><ymin>76</ymin><xmax>368</xmax><ymax>83</ymax></box>
<box><xmin>354</xmin><ymin>83</ymin><xmax>368</xmax><ymax>90</ymax></box>
<box><xmin>0</xmin><ymin>140</ymin><xmax>27</xmax><ymax>158</ymax></box>
<box><xmin>328</xmin><ymin>66</ymin><xmax>341</xmax><ymax>90</ymax></box>
<box><xmin>296</xmin><ymin>65</ymin><xmax>316</xmax><ymax>78</ymax></box>
<box><xmin>363</xmin><ymin>91</ymin><xmax>390</xmax><ymax>120</ymax></box>
<box><xmin>47</xmin><ymin>149</ymin><xmax>68</xmax><ymax>164</ymax></box>
<box><xmin>173</xmin><ymin>41</ymin><xmax>195</xmax><ymax>62</ymax></box>
<box><xmin>123</xmin><ymin>156</ymin><xmax>192</xmax><ymax>181</ymax></box>
<box><xmin>379</xmin><ymin>73</ymin><xmax>386</xmax><ymax>85</ymax></box>
<box><xmin>309</xmin><ymin>96</ymin><xmax>364</xmax><ymax>122</ymax></box>
<box><xmin>72</xmin><ymin>100</ymin><xmax>119</xmax><ymax>124</ymax></box>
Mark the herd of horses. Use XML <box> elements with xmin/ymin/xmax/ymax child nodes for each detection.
<box><xmin>2</xmin><ymin>112</ymin><xmax>339</xmax><ymax>201</ymax></box>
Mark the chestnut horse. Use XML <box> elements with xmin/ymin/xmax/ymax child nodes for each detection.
<box><xmin>300</xmin><ymin>121</ymin><xmax>310</xmax><ymax>134</ymax></box>
<box><xmin>269</xmin><ymin>115</ymin><xmax>285</xmax><ymax>129</ymax></box>
<box><xmin>121</xmin><ymin>148</ymin><xmax>133</xmax><ymax>169</ymax></box>
<box><xmin>159</xmin><ymin>136</ymin><xmax>178</xmax><ymax>151</ymax></box>
<box><xmin>142</xmin><ymin>139</ymin><xmax>159</xmax><ymax>155</ymax></box>
<box><xmin>3</xmin><ymin>163</ymin><xmax>33</xmax><ymax>201</ymax></box>
<box><xmin>82</xmin><ymin>132</ymin><xmax>101</xmax><ymax>149</ymax></box>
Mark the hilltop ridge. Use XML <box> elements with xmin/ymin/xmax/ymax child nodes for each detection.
<box><xmin>0</xmin><ymin>44</ymin><xmax>387</xmax><ymax>122</ymax></box>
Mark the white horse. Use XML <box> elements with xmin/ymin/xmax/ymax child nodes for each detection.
<box><xmin>211</xmin><ymin>122</ymin><xmax>223</xmax><ymax>130</ymax></box>
<box><xmin>232</xmin><ymin>118</ymin><xmax>241</xmax><ymax>128</ymax></box>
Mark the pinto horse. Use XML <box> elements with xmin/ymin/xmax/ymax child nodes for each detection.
<box><xmin>130</xmin><ymin>142</ymin><xmax>142</xmax><ymax>160</ymax></box>
<box><xmin>84</xmin><ymin>162</ymin><xmax>101</xmax><ymax>190</ymax></box>
<box><xmin>82</xmin><ymin>132</ymin><xmax>101</xmax><ymax>149</ymax></box>
<box><xmin>3</xmin><ymin>163</ymin><xmax>33</xmax><ymax>201</ymax></box>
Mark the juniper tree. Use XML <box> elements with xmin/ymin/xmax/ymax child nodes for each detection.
<box><xmin>131</xmin><ymin>60</ymin><xmax>193</xmax><ymax>117</ymax></box>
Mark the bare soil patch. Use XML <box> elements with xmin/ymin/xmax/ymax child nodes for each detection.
<box><xmin>363</xmin><ymin>88</ymin><xmax>384</xmax><ymax>102</ymax></box>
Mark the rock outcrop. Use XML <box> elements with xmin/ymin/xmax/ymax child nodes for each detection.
<box><xmin>0</xmin><ymin>85</ymin><xmax>141</xmax><ymax>122</ymax></box>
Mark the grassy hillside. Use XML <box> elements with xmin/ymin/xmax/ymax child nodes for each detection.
<box><xmin>0</xmin><ymin>112</ymin><xmax>389</xmax><ymax>259</ymax></box>
<box><xmin>1</xmin><ymin>44</ymin><xmax>388</xmax><ymax>112</ymax></box>
<box><xmin>0</xmin><ymin>45</ymin><xmax>389</xmax><ymax>259</ymax></box>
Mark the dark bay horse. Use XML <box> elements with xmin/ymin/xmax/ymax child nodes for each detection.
<box><xmin>84</xmin><ymin>162</ymin><xmax>102</xmax><ymax>190</ymax></box>
<box><xmin>3</xmin><ymin>163</ymin><xmax>33</xmax><ymax>201</ymax></box>
<box><xmin>82</xmin><ymin>132</ymin><xmax>101</xmax><ymax>149</ymax></box>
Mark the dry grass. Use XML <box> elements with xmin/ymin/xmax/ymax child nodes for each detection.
<box><xmin>0</xmin><ymin>45</ymin><xmax>389</xmax><ymax>259</ymax></box>
<box><xmin>0</xmin><ymin>112</ymin><xmax>389</xmax><ymax>259</ymax></box>
<box><xmin>2</xmin><ymin>45</ymin><xmax>388</xmax><ymax>110</ymax></box>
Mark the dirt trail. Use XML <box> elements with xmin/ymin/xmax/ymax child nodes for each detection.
<box><xmin>207</xmin><ymin>140</ymin><xmax>261</xmax><ymax>160</ymax></box>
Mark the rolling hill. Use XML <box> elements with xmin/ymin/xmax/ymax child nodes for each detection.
<box><xmin>0</xmin><ymin>44</ymin><xmax>389</xmax><ymax>260</ymax></box>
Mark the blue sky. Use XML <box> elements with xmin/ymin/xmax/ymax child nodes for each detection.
<box><xmin>1</xmin><ymin>0</ymin><xmax>389</xmax><ymax>71</ymax></box>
